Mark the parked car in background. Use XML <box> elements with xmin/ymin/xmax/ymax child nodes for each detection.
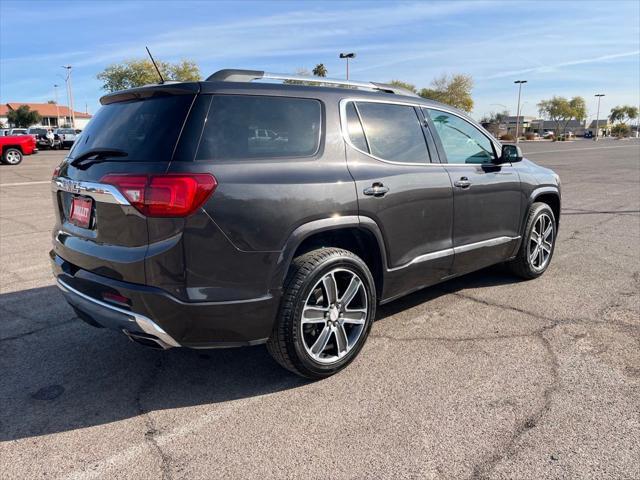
<box><xmin>543</xmin><ymin>131</ymin><xmax>555</xmax><ymax>139</ymax></box>
<box><xmin>50</xmin><ymin>69</ymin><xmax>561</xmax><ymax>379</ymax></box>
<box><xmin>0</xmin><ymin>134</ymin><xmax>38</xmax><ymax>164</ymax></box>
<box><xmin>7</xmin><ymin>128</ymin><xmax>27</xmax><ymax>136</ymax></box>
<box><xmin>54</xmin><ymin>128</ymin><xmax>78</xmax><ymax>148</ymax></box>
<box><xmin>26</xmin><ymin>127</ymin><xmax>60</xmax><ymax>150</ymax></box>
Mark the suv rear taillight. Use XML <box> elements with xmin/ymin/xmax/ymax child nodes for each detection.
<box><xmin>100</xmin><ymin>173</ymin><xmax>217</xmax><ymax>217</ymax></box>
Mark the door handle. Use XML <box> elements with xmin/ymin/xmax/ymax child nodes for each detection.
<box><xmin>363</xmin><ymin>182</ymin><xmax>389</xmax><ymax>197</ymax></box>
<box><xmin>454</xmin><ymin>177</ymin><xmax>472</xmax><ymax>188</ymax></box>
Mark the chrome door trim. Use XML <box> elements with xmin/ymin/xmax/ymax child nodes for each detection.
<box><xmin>453</xmin><ymin>236</ymin><xmax>519</xmax><ymax>254</ymax></box>
<box><xmin>52</xmin><ymin>177</ymin><xmax>130</xmax><ymax>205</ymax></box>
<box><xmin>388</xmin><ymin>247</ymin><xmax>454</xmax><ymax>272</ymax></box>
<box><xmin>56</xmin><ymin>278</ymin><xmax>180</xmax><ymax>348</ymax></box>
<box><xmin>389</xmin><ymin>236</ymin><xmax>520</xmax><ymax>271</ymax></box>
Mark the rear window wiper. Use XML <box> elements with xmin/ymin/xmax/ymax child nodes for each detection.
<box><xmin>69</xmin><ymin>148</ymin><xmax>128</xmax><ymax>167</ymax></box>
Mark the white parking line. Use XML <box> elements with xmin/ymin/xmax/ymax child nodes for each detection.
<box><xmin>0</xmin><ymin>180</ymin><xmax>50</xmax><ymax>187</ymax></box>
<box><xmin>524</xmin><ymin>144</ymin><xmax>640</xmax><ymax>155</ymax></box>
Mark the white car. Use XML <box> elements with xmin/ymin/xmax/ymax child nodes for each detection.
<box><xmin>6</xmin><ymin>128</ymin><xmax>27</xmax><ymax>136</ymax></box>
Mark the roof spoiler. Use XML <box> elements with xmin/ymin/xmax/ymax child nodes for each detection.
<box><xmin>206</xmin><ymin>69</ymin><xmax>420</xmax><ymax>97</ymax></box>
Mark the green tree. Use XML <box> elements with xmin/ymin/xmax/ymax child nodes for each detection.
<box><xmin>312</xmin><ymin>63</ymin><xmax>327</xmax><ymax>77</ymax></box>
<box><xmin>388</xmin><ymin>80</ymin><xmax>418</xmax><ymax>94</ymax></box>
<box><xmin>97</xmin><ymin>58</ymin><xmax>201</xmax><ymax>92</ymax></box>
<box><xmin>537</xmin><ymin>96</ymin><xmax>586</xmax><ymax>138</ymax></box>
<box><xmin>419</xmin><ymin>74</ymin><xmax>474</xmax><ymax>112</ymax></box>
<box><xmin>609</xmin><ymin>105</ymin><xmax>638</xmax><ymax>125</ymax></box>
<box><xmin>7</xmin><ymin>105</ymin><xmax>41</xmax><ymax>127</ymax></box>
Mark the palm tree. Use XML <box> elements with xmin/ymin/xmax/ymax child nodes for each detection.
<box><xmin>312</xmin><ymin>64</ymin><xmax>327</xmax><ymax>77</ymax></box>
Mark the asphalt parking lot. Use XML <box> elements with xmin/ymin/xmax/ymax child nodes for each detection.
<box><xmin>1</xmin><ymin>139</ymin><xmax>639</xmax><ymax>479</ymax></box>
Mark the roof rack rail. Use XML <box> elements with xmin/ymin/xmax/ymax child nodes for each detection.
<box><xmin>206</xmin><ymin>69</ymin><xmax>420</xmax><ymax>97</ymax></box>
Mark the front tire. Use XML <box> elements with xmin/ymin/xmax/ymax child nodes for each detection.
<box><xmin>2</xmin><ymin>148</ymin><xmax>23</xmax><ymax>165</ymax></box>
<box><xmin>267</xmin><ymin>248</ymin><xmax>376</xmax><ymax>379</ymax></box>
<box><xmin>508</xmin><ymin>202</ymin><xmax>556</xmax><ymax>279</ymax></box>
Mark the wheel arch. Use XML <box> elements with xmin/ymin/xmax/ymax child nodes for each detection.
<box><xmin>2</xmin><ymin>144</ymin><xmax>24</xmax><ymax>154</ymax></box>
<box><xmin>271</xmin><ymin>216</ymin><xmax>388</xmax><ymax>298</ymax></box>
<box><xmin>529</xmin><ymin>187</ymin><xmax>561</xmax><ymax>230</ymax></box>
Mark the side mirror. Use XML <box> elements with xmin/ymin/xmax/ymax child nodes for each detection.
<box><xmin>500</xmin><ymin>144</ymin><xmax>523</xmax><ymax>163</ymax></box>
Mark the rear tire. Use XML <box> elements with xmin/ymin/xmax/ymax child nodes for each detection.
<box><xmin>508</xmin><ymin>202</ymin><xmax>556</xmax><ymax>279</ymax></box>
<box><xmin>2</xmin><ymin>148</ymin><xmax>23</xmax><ymax>165</ymax></box>
<box><xmin>267</xmin><ymin>247</ymin><xmax>376</xmax><ymax>379</ymax></box>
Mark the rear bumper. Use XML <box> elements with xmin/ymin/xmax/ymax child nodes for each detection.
<box><xmin>57</xmin><ymin>277</ymin><xmax>180</xmax><ymax>349</ymax></box>
<box><xmin>51</xmin><ymin>252</ymin><xmax>279</xmax><ymax>348</ymax></box>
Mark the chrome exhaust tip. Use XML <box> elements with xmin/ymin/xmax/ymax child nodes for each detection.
<box><xmin>123</xmin><ymin>330</ymin><xmax>174</xmax><ymax>350</ymax></box>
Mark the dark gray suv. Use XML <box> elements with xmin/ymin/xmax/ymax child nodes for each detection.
<box><xmin>51</xmin><ymin>69</ymin><xmax>560</xmax><ymax>379</ymax></box>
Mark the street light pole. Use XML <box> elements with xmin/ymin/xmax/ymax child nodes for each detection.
<box><xmin>53</xmin><ymin>84</ymin><xmax>61</xmax><ymax>127</ymax></box>
<box><xmin>62</xmin><ymin>66</ymin><xmax>75</xmax><ymax>129</ymax></box>
<box><xmin>514</xmin><ymin>80</ymin><xmax>527</xmax><ymax>143</ymax></box>
<box><xmin>594</xmin><ymin>94</ymin><xmax>605</xmax><ymax>141</ymax></box>
<box><xmin>339</xmin><ymin>52</ymin><xmax>356</xmax><ymax>80</ymax></box>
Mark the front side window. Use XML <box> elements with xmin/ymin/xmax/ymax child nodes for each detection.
<box><xmin>426</xmin><ymin>108</ymin><xmax>495</xmax><ymax>164</ymax></box>
<box><xmin>196</xmin><ymin>95</ymin><xmax>321</xmax><ymax>161</ymax></box>
<box><xmin>355</xmin><ymin>102</ymin><xmax>429</xmax><ymax>163</ymax></box>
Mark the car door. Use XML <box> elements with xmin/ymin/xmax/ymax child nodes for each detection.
<box><xmin>342</xmin><ymin>99</ymin><xmax>454</xmax><ymax>301</ymax></box>
<box><xmin>424</xmin><ymin>107</ymin><xmax>522</xmax><ymax>276</ymax></box>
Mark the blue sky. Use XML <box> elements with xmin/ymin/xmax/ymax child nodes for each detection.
<box><xmin>1</xmin><ymin>0</ymin><xmax>638</xmax><ymax>121</ymax></box>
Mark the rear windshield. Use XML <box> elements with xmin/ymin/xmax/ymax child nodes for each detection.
<box><xmin>70</xmin><ymin>94</ymin><xmax>194</xmax><ymax>162</ymax></box>
<box><xmin>57</xmin><ymin>128</ymin><xmax>75</xmax><ymax>134</ymax></box>
<box><xmin>196</xmin><ymin>95</ymin><xmax>321</xmax><ymax>161</ymax></box>
<box><xmin>29</xmin><ymin>128</ymin><xmax>47</xmax><ymax>135</ymax></box>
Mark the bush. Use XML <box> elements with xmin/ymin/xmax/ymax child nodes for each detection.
<box><xmin>611</xmin><ymin>123</ymin><xmax>630</xmax><ymax>138</ymax></box>
<box><xmin>525</xmin><ymin>133</ymin><xmax>535</xmax><ymax>140</ymax></box>
<box><xmin>499</xmin><ymin>133</ymin><xmax>514</xmax><ymax>141</ymax></box>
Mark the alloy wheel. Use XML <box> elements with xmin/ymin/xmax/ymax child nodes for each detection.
<box><xmin>300</xmin><ymin>268</ymin><xmax>368</xmax><ymax>364</ymax></box>
<box><xmin>5</xmin><ymin>150</ymin><xmax>21</xmax><ymax>164</ymax></box>
<box><xmin>528</xmin><ymin>212</ymin><xmax>554</xmax><ymax>270</ymax></box>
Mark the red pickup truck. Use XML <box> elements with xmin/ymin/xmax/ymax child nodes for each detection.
<box><xmin>0</xmin><ymin>134</ymin><xmax>38</xmax><ymax>165</ymax></box>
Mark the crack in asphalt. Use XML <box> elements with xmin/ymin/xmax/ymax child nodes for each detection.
<box><xmin>471</xmin><ymin>327</ymin><xmax>560</xmax><ymax>480</ymax></box>
<box><xmin>372</xmin><ymin>291</ymin><xmax>638</xmax><ymax>479</ymax></box>
<box><xmin>135</xmin><ymin>357</ymin><xmax>172</xmax><ymax>480</ymax></box>
<box><xmin>561</xmin><ymin>208</ymin><xmax>640</xmax><ymax>216</ymax></box>
<box><xmin>0</xmin><ymin>318</ymin><xmax>78</xmax><ymax>342</ymax></box>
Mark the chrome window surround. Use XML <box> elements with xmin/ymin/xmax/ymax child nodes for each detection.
<box><xmin>56</xmin><ymin>278</ymin><xmax>180</xmax><ymax>348</ymax></box>
<box><xmin>52</xmin><ymin>177</ymin><xmax>130</xmax><ymax>205</ymax></box>
<box><xmin>339</xmin><ymin>98</ymin><xmax>503</xmax><ymax>167</ymax></box>
<box><xmin>388</xmin><ymin>236</ymin><xmax>520</xmax><ymax>272</ymax></box>
<box><xmin>339</xmin><ymin>98</ymin><xmax>434</xmax><ymax>166</ymax></box>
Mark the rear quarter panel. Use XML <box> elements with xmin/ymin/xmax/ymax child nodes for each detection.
<box><xmin>166</xmin><ymin>91</ymin><xmax>358</xmax><ymax>300</ymax></box>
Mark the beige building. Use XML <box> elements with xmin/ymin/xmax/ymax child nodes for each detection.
<box><xmin>0</xmin><ymin>102</ymin><xmax>92</xmax><ymax>130</ymax></box>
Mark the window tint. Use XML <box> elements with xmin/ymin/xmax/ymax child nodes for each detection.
<box><xmin>70</xmin><ymin>94</ymin><xmax>194</xmax><ymax>162</ymax></box>
<box><xmin>356</xmin><ymin>102</ymin><xmax>429</xmax><ymax>163</ymax></box>
<box><xmin>196</xmin><ymin>95</ymin><xmax>321</xmax><ymax>161</ymax></box>
<box><xmin>345</xmin><ymin>102</ymin><xmax>368</xmax><ymax>152</ymax></box>
<box><xmin>426</xmin><ymin>109</ymin><xmax>495</xmax><ymax>164</ymax></box>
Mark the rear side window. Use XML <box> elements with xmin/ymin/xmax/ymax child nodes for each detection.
<box><xmin>355</xmin><ymin>102</ymin><xmax>430</xmax><ymax>163</ymax></box>
<box><xmin>196</xmin><ymin>95</ymin><xmax>321</xmax><ymax>161</ymax></box>
<box><xmin>70</xmin><ymin>94</ymin><xmax>194</xmax><ymax>162</ymax></box>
